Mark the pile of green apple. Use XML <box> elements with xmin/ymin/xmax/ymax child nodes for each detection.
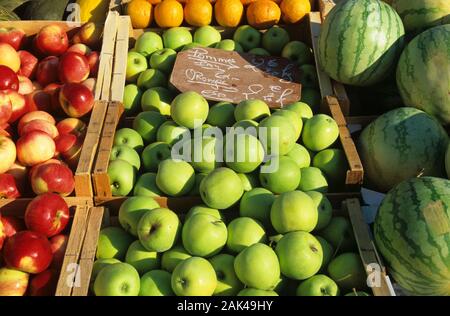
<box><xmin>91</xmin><ymin>193</ymin><xmax>370</xmax><ymax>296</ymax></box>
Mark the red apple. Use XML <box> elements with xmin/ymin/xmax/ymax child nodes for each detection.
<box><xmin>59</xmin><ymin>83</ymin><xmax>94</xmax><ymax>118</ymax></box>
<box><xmin>56</xmin><ymin>118</ymin><xmax>87</xmax><ymax>137</ymax></box>
<box><xmin>16</xmin><ymin>130</ymin><xmax>56</xmax><ymax>166</ymax></box>
<box><xmin>0</xmin><ymin>122</ymin><xmax>12</xmax><ymax>137</ymax></box>
<box><xmin>50</xmin><ymin>234</ymin><xmax>68</xmax><ymax>269</ymax></box>
<box><xmin>34</xmin><ymin>24</ymin><xmax>69</xmax><ymax>57</ymax></box>
<box><xmin>36</xmin><ymin>56</ymin><xmax>59</xmax><ymax>87</ymax></box>
<box><xmin>0</xmin><ymin>65</ymin><xmax>19</xmax><ymax>91</ymax></box>
<box><xmin>1</xmin><ymin>215</ymin><xmax>25</xmax><ymax>237</ymax></box>
<box><xmin>18</xmin><ymin>50</ymin><xmax>39</xmax><ymax>79</ymax></box>
<box><xmin>3</xmin><ymin>230</ymin><xmax>53</xmax><ymax>274</ymax></box>
<box><xmin>67</xmin><ymin>43</ymin><xmax>91</xmax><ymax>56</ymax></box>
<box><xmin>0</xmin><ymin>28</ymin><xmax>26</xmax><ymax>50</ymax></box>
<box><xmin>18</xmin><ymin>75</ymin><xmax>34</xmax><ymax>95</ymax></box>
<box><xmin>25</xmin><ymin>90</ymin><xmax>52</xmax><ymax>112</ymax></box>
<box><xmin>86</xmin><ymin>51</ymin><xmax>99</xmax><ymax>77</ymax></box>
<box><xmin>7</xmin><ymin>90</ymin><xmax>27</xmax><ymax>123</ymax></box>
<box><xmin>20</xmin><ymin>119</ymin><xmax>59</xmax><ymax>139</ymax></box>
<box><xmin>0</xmin><ymin>267</ymin><xmax>29</xmax><ymax>296</ymax></box>
<box><xmin>6</xmin><ymin>161</ymin><xmax>28</xmax><ymax>193</ymax></box>
<box><xmin>0</xmin><ymin>90</ymin><xmax>12</xmax><ymax>125</ymax></box>
<box><xmin>25</xmin><ymin>193</ymin><xmax>70</xmax><ymax>237</ymax></box>
<box><xmin>29</xmin><ymin>159</ymin><xmax>63</xmax><ymax>181</ymax></box>
<box><xmin>0</xmin><ymin>43</ymin><xmax>21</xmax><ymax>72</ymax></box>
<box><xmin>55</xmin><ymin>132</ymin><xmax>83</xmax><ymax>158</ymax></box>
<box><xmin>0</xmin><ymin>173</ymin><xmax>21</xmax><ymax>198</ymax></box>
<box><xmin>0</xmin><ymin>214</ymin><xmax>5</xmax><ymax>250</ymax></box>
<box><xmin>30</xmin><ymin>162</ymin><xmax>74</xmax><ymax>196</ymax></box>
<box><xmin>18</xmin><ymin>110</ymin><xmax>55</xmax><ymax>132</ymax></box>
<box><xmin>59</xmin><ymin>52</ymin><xmax>90</xmax><ymax>84</ymax></box>
<box><xmin>0</xmin><ymin>135</ymin><xmax>16</xmax><ymax>173</ymax></box>
<box><xmin>29</xmin><ymin>269</ymin><xmax>58</xmax><ymax>296</ymax></box>
<box><xmin>74</xmin><ymin>22</ymin><xmax>102</xmax><ymax>48</ymax></box>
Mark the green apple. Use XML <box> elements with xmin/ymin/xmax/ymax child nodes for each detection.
<box><xmin>123</xmin><ymin>84</ymin><xmax>142</xmax><ymax>115</ymax></box>
<box><xmin>137</xmin><ymin>69</ymin><xmax>167</xmax><ymax>90</ymax></box>
<box><xmin>141</xmin><ymin>87</ymin><xmax>173</xmax><ymax>116</ymax></box>
<box><xmin>133</xmin><ymin>173</ymin><xmax>163</xmax><ymax>197</ymax></box>
<box><xmin>125</xmin><ymin>240</ymin><xmax>160</xmax><ymax>275</ymax></box>
<box><xmin>114</xmin><ymin>128</ymin><xmax>144</xmax><ymax>152</ymax></box>
<box><xmin>141</xmin><ymin>142</ymin><xmax>171</xmax><ymax>172</ymax></box>
<box><xmin>133</xmin><ymin>111</ymin><xmax>167</xmax><ymax>143</ymax></box>
<box><xmin>110</xmin><ymin>145</ymin><xmax>141</xmax><ymax>170</ymax></box>
<box><xmin>96</xmin><ymin>227</ymin><xmax>134</xmax><ymax>260</ymax></box>
<box><xmin>345</xmin><ymin>291</ymin><xmax>370</xmax><ymax>296</ymax></box>
<box><xmin>233</xmin><ymin>25</ymin><xmax>261</xmax><ymax>51</ymax></box>
<box><xmin>299</xmin><ymin>64</ymin><xmax>319</xmax><ymax>88</ymax></box>
<box><xmin>172</xmin><ymin>256</ymin><xmax>217</xmax><ymax>296</ymax></box>
<box><xmin>162</xmin><ymin>27</ymin><xmax>193</xmax><ymax>51</ymax></box>
<box><xmin>296</xmin><ymin>274</ymin><xmax>339</xmax><ymax>296</ymax></box>
<box><xmin>284</xmin><ymin>101</ymin><xmax>313</xmax><ymax>121</ymax></box>
<box><xmin>275</xmin><ymin>231</ymin><xmax>322</xmax><ymax>280</ymax></box>
<box><xmin>237</xmin><ymin>172</ymin><xmax>260</xmax><ymax>191</ymax></box>
<box><xmin>301</xmin><ymin>88</ymin><xmax>321</xmax><ymax>113</ymax></box>
<box><xmin>273</xmin><ymin>275</ymin><xmax>297</xmax><ymax>296</ymax></box>
<box><xmin>171</xmin><ymin>91</ymin><xmax>209</xmax><ymax>129</ymax></box>
<box><xmin>200</xmin><ymin>167</ymin><xmax>244</xmax><ymax>209</ymax></box>
<box><xmin>239</xmin><ymin>187</ymin><xmax>275</xmax><ymax>227</ymax></box>
<box><xmin>305</xmin><ymin>191</ymin><xmax>332</xmax><ymax>231</ymax></box>
<box><xmin>209</xmin><ymin>254</ymin><xmax>243</xmax><ymax>296</ymax></box>
<box><xmin>272</xmin><ymin>109</ymin><xmax>302</xmax><ymax>140</ymax></box>
<box><xmin>190</xmin><ymin>136</ymin><xmax>223</xmax><ymax>173</ymax></box>
<box><xmin>90</xmin><ymin>258</ymin><xmax>121</xmax><ymax>291</ymax></box>
<box><xmin>182</xmin><ymin>213</ymin><xmax>227</xmax><ymax>257</ymax></box>
<box><xmin>234</xmin><ymin>99</ymin><xmax>270</xmax><ymax>122</ymax></box>
<box><xmin>94</xmin><ymin>263</ymin><xmax>140</xmax><ymax>296</ymax></box>
<box><xmin>161</xmin><ymin>245</ymin><xmax>192</xmax><ymax>272</ymax></box>
<box><xmin>234</xmin><ymin>243</ymin><xmax>280</xmax><ymax>290</ymax></box>
<box><xmin>232</xmin><ymin>119</ymin><xmax>259</xmax><ymax>131</ymax></box>
<box><xmin>181</xmin><ymin>42</ymin><xmax>204</xmax><ymax>51</ymax></box>
<box><xmin>134</xmin><ymin>32</ymin><xmax>163</xmax><ymax>57</ymax></box>
<box><xmin>318</xmin><ymin>216</ymin><xmax>356</xmax><ymax>253</ymax></box>
<box><xmin>315</xmin><ymin>236</ymin><xmax>334</xmax><ymax>270</ymax></box>
<box><xmin>248</xmin><ymin>48</ymin><xmax>270</xmax><ymax>56</ymax></box>
<box><xmin>313</xmin><ymin>149</ymin><xmax>348</xmax><ymax>188</ymax></box>
<box><xmin>108</xmin><ymin>159</ymin><xmax>137</xmax><ymax>196</ymax></box>
<box><xmin>207</xmin><ymin>101</ymin><xmax>236</xmax><ymax>129</ymax></box>
<box><xmin>259</xmin><ymin>156</ymin><xmax>301</xmax><ymax>194</ymax></box>
<box><xmin>226</xmin><ymin>217</ymin><xmax>266</xmax><ymax>253</ymax></box>
<box><xmin>126</xmin><ymin>52</ymin><xmax>147</xmax><ymax>83</ymax></box>
<box><xmin>298</xmin><ymin>167</ymin><xmax>328</xmax><ymax>193</ymax></box>
<box><xmin>281</xmin><ymin>41</ymin><xmax>313</xmax><ymax>66</ymax></box>
<box><xmin>137</xmin><ymin>207</ymin><xmax>181</xmax><ymax>252</ymax></box>
<box><xmin>258</xmin><ymin>115</ymin><xmax>296</xmax><ymax>156</ymax></box>
<box><xmin>302</xmin><ymin>114</ymin><xmax>339</xmax><ymax>152</ymax></box>
<box><xmin>188</xmin><ymin>173</ymin><xmax>207</xmax><ymax>196</ymax></box>
<box><xmin>262</xmin><ymin>26</ymin><xmax>290</xmax><ymax>55</ymax></box>
<box><xmin>270</xmin><ymin>190</ymin><xmax>317</xmax><ymax>233</ymax></box>
<box><xmin>149</xmin><ymin>48</ymin><xmax>177</xmax><ymax>74</ymax></box>
<box><xmin>214</xmin><ymin>39</ymin><xmax>243</xmax><ymax>52</ymax></box>
<box><xmin>185</xmin><ymin>205</ymin><xmax>224</xmax><ymax>222</ymax></box>
<box><xmin>328</xmin><ymin>253</ymin><xmax>367</xmax><ymax>291</ymax></box>
<box><xmin>156</xmin><ymin>159</ymin><xmax>195</xmax><ymax>196</ymax></box>
<box><xmin>156</xmin><ymin>121</ymin><xmax>190</xmax><ymax>146</ymax></box>
<box><xmin>140</xmin><ymin>270</ymin><xmax>174</xmax><ymax>296</ymax></box>
<box><xmin>225</xmin><ymin>133</ymin><xmax>265</xmax><ymax>173</ymax></box>
<box><xmin>118</xmin><ymin>196</ymin><xmax>160</xmax><ymax>236</ymax></box>
<box><xmin>193</xmin><ymin>26</ymin><xmax>221</xmax><ymax>47</ymax></box>
<box><xmin>286</xmin><ymin>143</ymin><xmax>310</xmax><ymax>168</ymax></box>
<box><xmin>238</xmin><ymin>288</ymin><xmax>278</xmax><ymax>296</ymax></box>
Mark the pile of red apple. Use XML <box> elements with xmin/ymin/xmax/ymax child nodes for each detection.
<box><xmin>0</xmin><ymin>23</ymin><xmax>100</xmax><ymax>198</ymax></box>
<box><xmin>0</xmin><ymin>193</ymin><xmax>70</xmax><ymax>296</ymax></box>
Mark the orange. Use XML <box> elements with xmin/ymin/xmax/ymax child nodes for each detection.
<box><xmin>280</xmin><ymin>0</ymin><xmax>311</xmax><ymax>24</ymax></box>
<box><xmin>215</xmin><ymin>0</ymin><xmax>244</xmax><ymax>27</ymax></box>
<box><xmin>154</xmin><ymin>0</ymin><xmax>184</xmax><ymax>28</ymax></box>
<box><xmin>126</xmin><ymin>0</ymin><xmax>153</xmax><ymax>29</ymax></box>
<box><xmin>147</xmin><ymin>0</ymin><xmax>162</xmax><ymax>4</ymax></box>
<box><xmin>246</xmin><ymin>0</ymin><xmax>281</xmax><ymax>29</ymax></box>
<box><xmin>184</xmin><ymin>0</ymin><xmax>213</xmax><ymax>26</ymax></box>
<box><xmin>241</xmin><ymin>0</ymin><xmax>281</xmax><ymax>5</ymax></box>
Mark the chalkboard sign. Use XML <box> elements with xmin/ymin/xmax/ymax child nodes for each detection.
<box><xmin>169</xmin><ymin>47</ymin><xmax>301</xmax><ymax>108</ymax></box>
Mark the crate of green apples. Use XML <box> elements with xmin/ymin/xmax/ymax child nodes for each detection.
<box><xmin>77</xmin><ymin>196</ymin><xmax>392</xmax><ymax>296</ymax></box>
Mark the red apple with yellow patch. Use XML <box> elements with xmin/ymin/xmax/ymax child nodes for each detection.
<box><xmin>18</xmin><ymin>50</ymin><xmax>39</xmax><ymax>79</ymax></box>
<box><xmin>6</xmin><ymin>161</ymin><xmax>28</xmax><ymax>192</ymax></box>
<box><xmin>86</xmin><ymin>51</ymin><xmax>99</xmax><ymax>77</ymax></box>
<box><xmin>34</xmin><ymin>24</ymin><xmax>69</xmax><ymax>56</ymax></box>
<box><xmin>8</xmin><ymin>91</ymin><xmax>27</xmax><ymax>123</ymax></box>
<box><xmin>0</xmin><ymin>27</ymin><xmax>26</xmax><ymax>50</ymax></box>
<box><xmin>0</xmin><ymin>66</ymin><xmax>19</xmax><ymax>91</ymax></box>
<box><xmin>0</xmin><ymin>135</ymin><xmax>16</xmax><ymax>173</ymax></box>
<box><xmin>0</xmin><ymin>91</ymin><xmax>12</xmax><ymax>125</ymax></box>
<box><xmin>50</xmin><ymin>234</ymin><xmax>68</xmax><ymax>269</ymax></box>
<box><xmin>18</xmin><ymin>75</ymin><xmax>34</xmax><ymax>95</ymax></box>
<box><xmin>0</xmin><ymin>173</ymin><xmax>21</xmax><ymax>199</ymax></box>
<box><xmin>0</xmin><ymin>267</ymin><xmax>29</xmax><ymax>296</ymax></box>
<box><xmin>1</xmin><ymin>215</ymin><xmax>25</xmax><ymax>238</ymax></box>
<box><xmin>67</xmin><ymin>43</ymin><xmax>91</xmax><ymax>55</ymax></box>
<box><xmin>56</xmin><ymin>118</ymin><xmax>87</xmax><ymax>137</ymax></box>
<box><xmin>30</xmin><ymin>162</ymin><xmax>74</xmax><ymax>196</ymax></box>
<box><xmin>59</xmin><ymin>52</ymin><xmax>90</xmax><ymax>83</ymax></box>
<box><xmin>0</xmin><ymin>43</ymin><xmax>21</xmax><ymax>72</ymax></box>
<box><xmin>36</xmin><ymin>56</ymin><xmax>59</xmax><ymax>87</ymax></box>
<box><xmin>16</xmin><ymin>130</ymin><xmax>56</xmax><ymax>166</ymax></box>
<box><xmin>20</xmin><ymin>119</ymin><xmax>59</xmax><ymax>139</ymax></box>
<box><xmin>59</xmin><ymin>83</ymin><xmax>94</xmax><ymax>118</ymax></box>
<box><xmin>73</xmin><ymin>22</ymin><xmax>102</xmax><ymax>47</ymax></box>
<box><xmin>18</xmin><ymin>111</ymin><xmax>55</xmax><ymax>132</ymax></box>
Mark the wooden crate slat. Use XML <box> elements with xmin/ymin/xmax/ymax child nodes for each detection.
<box><xmin>318</xmin><ymin>0</ymin><xmax>336</xmax><ymax>21</ymax></box>
<box><xmin>110</xmin><ymin>16</ymin><xmax>131</xmax><ymax>102</ymax></box>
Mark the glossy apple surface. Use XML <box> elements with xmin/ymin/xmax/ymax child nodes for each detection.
<box><xmin>16</xmin><ymin>130</ymin><xmax>56</xmax><ymax>166</ymax></box>
<box><xmin>59</xmin><ymin>52</ymin><xmax>90</xmax><ymax>84</ymax></box>
<box><xmin>59</xmin><ymin>83</ymin><xmax>94</xmax><ymax>118</ymax></box>
<box><xmin>34</xmin><ymin>25</ymin><xmax>69</xmax><ymax>56</ymax></box>
<box><xmin>18</xmin><ymin>50</ymin><xmax>38</xmax><ymax>79</ymax></box>
<box><xmin>30</xmin><ymin>162</ymin><xmax>75</xmax><ymax>196</ymax></box>
<box><xmin>0</xmin><ymin>173</ymin><xmax>21</xmax><ymax>198</ymax></box>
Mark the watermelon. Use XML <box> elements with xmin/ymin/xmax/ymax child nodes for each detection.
<box><xmin>396</xmin><ymin>24</ymin><xmax>450</xmax><ymax>125</ymax></box>
<box><xmin>358</xmin><ymin>107</ymin><xmax>448</xmax><ymax>192</ymax></box>
<box><xmin>318</xmin><ymin>0</ymin><xmax>405</xmax><ymax>87</ymax></box>
<box><xmin>374</xmin><ymin>177</ymin><xmax>450</xmax><ymax>296</ymax></box>
<box><xmin>391</xmin><ymin>0</ymin><xmax>450</xmax><ymax>33</ymax></box>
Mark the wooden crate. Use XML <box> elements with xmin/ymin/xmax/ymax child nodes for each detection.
<box><xmin>0</xmin><ymin>197</ymin><xmax>94</xmax><ymax>296</ymax></box>
<box><xmin>77</xmin><ymin>196</ymin><xmax>393</xmax><ymax>296</ymax></box>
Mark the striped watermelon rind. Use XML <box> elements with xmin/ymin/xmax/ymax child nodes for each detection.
<box><xmin>358</xmin><ymin>107</ymin><xmax>448</xmax><ymax>192</ymax></box>
<box><xmin>374</xmin><ymin>176</ymin><xmax>450</xmax><ymax>296</ymax></box>
<box><xmin>318</xmin><ymin>0</ymin><xmax>405</xmax><ymax>87</ymax></box>
<box><xmin>396</xmin><ymin>24</ymin><xmax>450</xmax><ymax>125</ymax></box>
<box><xmin>391</xmin><ymin>0</ymin><xmax>450</xmax><ymax>33</ymax></box>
